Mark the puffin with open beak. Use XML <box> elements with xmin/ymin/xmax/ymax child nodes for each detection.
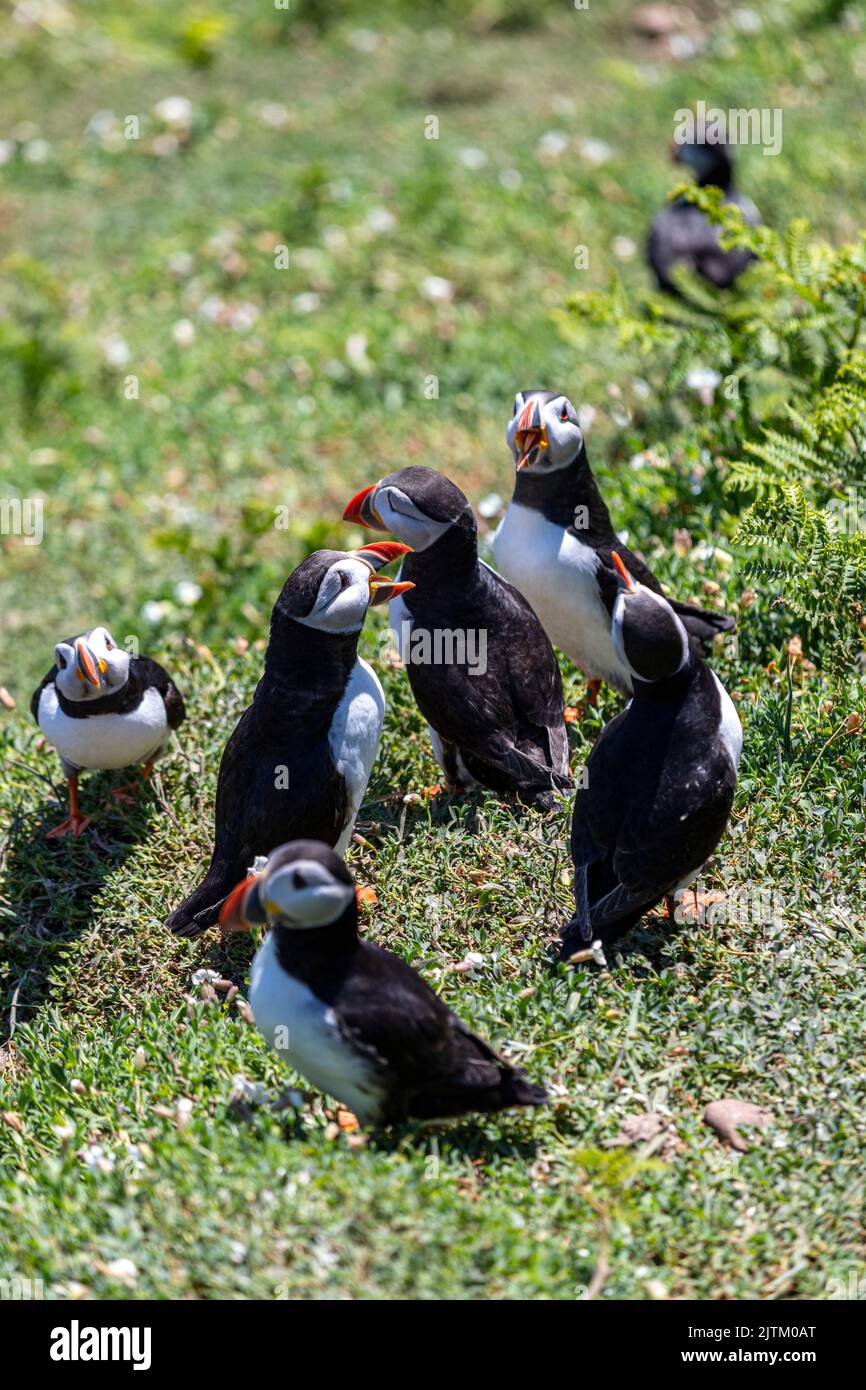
<box><xmin>220</xmin><ymin>839</ymin><xmax>549</xmax><ymax>1127</ymax></box>
<box><xmin>493</xmin><ymin>388</ymin><xmax>735</xmax><ymax>704</ymax></box>
<box><xmin>166</xmin><ymin>544</ymin><xmax>412</xmax><ymax>938</ymax></box>
<box><xmin>344</xmin><ymin>465</ymin><xmax>571</xmax><ymax>807</ymax></box>
<box><xmin>559</xmin><ymin>552</ymin><xmax>742</xmax><ymax>960</ymax></box>
<box><xmin>31</xmin><ymin>626</ymin><xmax>185</xmax><ymax>838</ymax></box>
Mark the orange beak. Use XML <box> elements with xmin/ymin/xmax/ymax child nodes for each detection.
<box><xmin>514</xmin><ymin>399</ymin><xmax>548</xmax><ymax>470</ymax></box>
<box><xmin>612</xmin><ymin>551</ymin><xmax>637</xmax><ymax>592</ymax></box>
<box><xmin>219</xmin><ymin>876</ymin><xmax>264</xmax><ymax>934</ymax></box>
<box><xmin>75</xmin><ymin>640</ymin><xmax>101</xmax><ymax>688</ymax></box>
<box><xmin>344</xmin><ymin>483</ymin><xmax>382</xmax><ymax>528</ymax></box>
<box><xmin>350</xmin><ymin>540</ymin><xmax>415</xmax><ymax>607</ymax></box>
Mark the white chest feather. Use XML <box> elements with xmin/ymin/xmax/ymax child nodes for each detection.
<box><xmin>328</xmin><ymin>657</ymin><xmax>385</xmax><ymax>854</ymax></box>
<box><xmin>712</xmin><ymin>672</ymin><xmax>743</xmax><ymax>770</ymax></box>
<box><xmin>249</xmin><ymin>932</ymin><xmax>386</xmax><ymax>1124</ymax></box>
<box><xmin>38</xmin><ymin>684</ymin><xmax>168</xmax><ymax>772</ymax></box>
<box><xmin>493</xmin><ymin>503</ymin><xmax>630</xmax><ymax>688</ymax></box>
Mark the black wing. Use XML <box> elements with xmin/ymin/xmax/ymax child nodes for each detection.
<box><xmin>133</xmin><ymin>656</ymin><xmax>186</xmax><ymax>729</ymax></box>
<box><xmin>335</xmin><ymin>944</ymin><xmax>546</xmax><ymax>1120</ymax></box>
<box><xmin>405</xmin><ymin>565</ymin><xmax>571</xmax><ymax>796</ymax></box>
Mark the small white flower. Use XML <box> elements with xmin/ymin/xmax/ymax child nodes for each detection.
<box><xmin>458</xmin><ymin>146</ymin><xmax>487</xmax><ymax>170</ymax></box>
<box><xmin>153</xmin><ymin>96</ymin><xmax>193</xmax><ymax>130</ymax></box>
<box><xmin>101</xmin><ymin>334</ymin><xmax>130</xmax><ymax>369</ymax></box>
<box><xmin>150</xmin><ymin>133</ymin><xmax>179</xmax><ymax>159</ymax></box>
<box><xmin>79</xmin><ymin>1143</ymin><xmax>115</xmax><ymax>1175</ymax></box>
<box><xmin>172</xmin><ymin>318</ymin><xmax>195</xmax><ymax>347</ymax></box>
<box><xmin>229</xmin><ymin>1241</ymin><xmax>247</xmax><ymax>1265</ymax></box>
<box><xmin>230</xmin><ymin>1075</ymin><xmax>269</xmax><ymax>1107</ymax></box>
<box><xmin>259</xmin><ymin>102</ymin><xmax>290</xmax><ymax>129</ymax></box>
<box><xmin>141</xmin><ymin>600</ymin><xmax>166</xmax><ymax>624</ymax></box>
<box><xmin>226</xmin><ymin>301</ymin><xmax>259</xmax><ymax>332</ymax></box>
<box><xmin>24</xmin><ymin>138</ymin><xmax>50</xmax><ymax>163</ymax></box>
<box><xmin>477</xmin><ymin>492</ymin><xmax>503</xmax><ymax>520</ymax></box>
<box><xmin>365</xmin><ymin>207</ymin><xmax>395</xmax><ymax>233</ymax></box>
<box><xmin>198</xmin><ymin>294</ymin><xmax>226</xmax><ymax>323</ymax></box>
<box><xmin>102</xmin><ymin>1257</ymin><xmax>137</xmax><ymax>1283</ymax></box>
<box><xmin>580</xmin><ymin>138</ymin><xmax>613</xmax><ymax>165</ymax></box>
<box><xmin>192</xmin><ymin>968</ymin><xmax>221</xmax><ymax>987</ymax></box>
<box><xmin>686</xmin><ymin>366</ymin><xmax>722</xmax><ymax>404</ymax></box>
<box><xmin>732</xmin><ymin>7</ymin><xmax>762</xmax><ymax>33</ymax></box>
<box><xmin>85</xmin><ymin>110</ymin><xmax>116</xmax><ymax>140</ymax></box>
<box><xmin>345</xmin><ymin>332</ymin><xmax>371</xmax><ymax>370</ymax></box>
<box><xmin>537</xmin><ymin>130</ymin><xmax>569</xmax><ymax>159</ymax></box>
<box><xmin>0</xmin><ymin>140</ymin><xmax>15</xmax><ymax>165</ymax></box>
<box><xmin>175</xmin><ymin>579</ymin><xmax>202</xmax><ymax>605</ymax></box>
<box><xmin>591</xmin><ymin>940</ymin><xmax>608</xmax><ymax>968</ymax></box>
<box><xmin>293</xmin><ymin>292</ymin><xmax>321</xmax><ymax>314</ymax></box>
<box><xmin>420</xmin><ymin>275</ymin><xmax>454</xmax><ymax>304</ymax></box>
<box><xmin>612</xmin><ymin>235</ymin><xmax>637</xmax><ymax>261</ymax></box>
<box><xmin>348</xmin><ymin>28</ymin><xmax>379</xmax><ymax>54</ymax></box>
<box><xmin>499</xmin><ymin>167</ymin><xmax>522</xmax><ymax>191</ymax></box>
<box><xmin>168</xmin><ymin>251</ymin><xmax>194</xmax><ymax>278</ymax></box>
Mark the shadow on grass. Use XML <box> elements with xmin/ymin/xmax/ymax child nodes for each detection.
<box><xmin>0</xmin><ymin>772</ymin><xmax>164</xmax><ymax>1043</ymax></box>
<box><xmin>370</xmin><ymin>1115</ymin><xmax>543</xmax><ymax>1164</ymax></box>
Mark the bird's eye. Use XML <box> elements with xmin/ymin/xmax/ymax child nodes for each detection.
<box><xmin>560</xmin><ymin>405</ymin><xmax>570</xmax><ymax>422</ymax></box>
<box><xmin>292</xmin><ymin>870</ymin><xmax>307</xmax><ymax>889</ymax></box>
<box><xmin>57</xmin><ymin>653</ymin><xmax>67</xmax><ymax>670</ymax></box>
<box><xmin>338</xmin><ymin>571</ymin><xmax>351</xmax><ymax>590</ymax></box>
<box><xmin>104</xmin><ymin>636</ymin><xmax>114</xmax><ymax>651</ymax></box>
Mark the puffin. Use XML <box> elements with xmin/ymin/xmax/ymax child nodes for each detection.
<box><xmin>31</xmin><ymin>626</ymin><xmax>185</xmax><ymax>838</ymax></box>
<box><xmin>492</xmin><ymin>389</ymin><xmax>734</xmax><ymax>699</ymax></box>
<box><xmin>647</xmin><ymin>134</ymin><xmax>759</xmax><ymax>294</ymax></box>
<box><xmin>166</xmin><ymin>543</ymin><xmax>412</xmax><ymax>938</ymax></box>
<box><xmin>343</xmin><ymin>465</ymin><xmax>571</xmax><ymax>808</ymax></box>
<box><xmin>559</xmin><ymin>553</ymin><xmax>742</xmax><ymax>960</ymax></box>
<box><xmin>220</xmin><ymin>839</ymin><xmax>549</xmax><ymax>1126</ymax></box>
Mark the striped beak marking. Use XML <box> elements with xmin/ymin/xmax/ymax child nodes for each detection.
<box><xmin>343</xmin><ymin>483</ymin><xmax>383</xmax><ymax>528</ymax></box>
<box><xmin>75</xmin><ymin>640</ymin><xmax>101</xmax><ymax>687</ymax></box>
<box><xmin>514</xmin><ymin>399</ymin><xmax>549</xmax><ymax>470</ymax></box>
<box><xmin>351</xmin><ymin>541</ymin><xmax>415</xmax><ymax>608</ymax></box>
<box><xmin>612</xmin><ymin>551</ymin><xmax>638</xmax><ymax>592</ymax></box>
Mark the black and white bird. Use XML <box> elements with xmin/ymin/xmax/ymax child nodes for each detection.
<box><xmin>344</xmin><ymin>465</ymin><xmax>571</xmax><ymax>807</ymax></box>
<box><xmin>31</xmin><ymin>626</ymin><xmax>185</xmax><ymax>838</ymax></box>
<box><xmin>493</xmin><ymin>389</ymin><xmax>734</xmax><ymax>698</ymax></box>
<box><xmin>219</xmin><ymin>839</ymin><xmax>549</xmax><ymax>1126</ymax></box>
<box><xmin>166</xmin><ymin>544</ymin><xmax>412</xmax><ymax>938</ymax></box>
<box><xmin>559</xmin><ymin>553</ymin><xmax>742</xmax><ymax>960</ymax></box>
<box><xmin>647</xmin><ymin>135</ymin><xmax>759</xmax><ymax>294</ymax></box>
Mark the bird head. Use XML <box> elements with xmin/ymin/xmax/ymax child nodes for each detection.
<box><xmin>53</xmin><ymin>626</ymin><xmax>130</xmax><ymax>702</ymax></box>
<box><xmin>343</xmin><ymin>465</ymin><xmax>474</xmax><ymax>552</ymax></box>
<box><xmin>506</xmin><ymin>390</ymin><xmax>584</xmax><ymax>474</ymax></box>
<box><xmin>280</xmin><ymin>544</ymin><xmax>415</xmax><ymax>635</ymax></box>
<box><xmin>219</xmin><ymin>840</ymin><xmax>357</xmax><ymax>933</ymax></box>
<box><xmin>609</xmin><ymin>553</ymin><xmax>690</xmax><ymax>684</ymax></box>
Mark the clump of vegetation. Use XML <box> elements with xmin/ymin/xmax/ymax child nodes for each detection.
<box><xmin>569</xmin><ymin>193</ymin><xmax>866</xmax><ymax>669</ymax></box>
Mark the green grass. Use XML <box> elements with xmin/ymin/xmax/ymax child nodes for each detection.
<box><xmin>1</xmin><ymin>0</ymin><xmax>865</xmax><ymax>1300</ymax></box>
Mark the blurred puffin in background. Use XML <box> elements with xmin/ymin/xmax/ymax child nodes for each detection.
<box><xmin>647</xmin><ymin>130</ymin><xmax>760</xmax><ymax>293</ymax></box>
